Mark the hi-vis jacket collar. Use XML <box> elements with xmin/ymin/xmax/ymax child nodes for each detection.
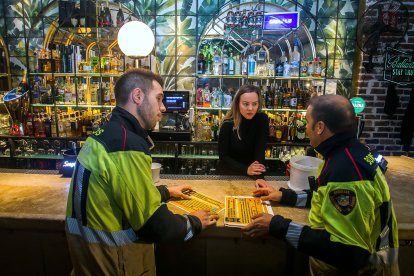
<box><xmin>315</xmin><ymin>131</ymin><xmax>356</xmax><ymax>158</ymax></box>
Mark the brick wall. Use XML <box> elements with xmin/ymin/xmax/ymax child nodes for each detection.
<box><xmin>356</xmin><ymin>1</ymin><xmax>414</xmax><ymax>157</ymax></box>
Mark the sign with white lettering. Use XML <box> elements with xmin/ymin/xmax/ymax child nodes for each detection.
<box><xmin>350</xmin><ymin>97</ymin><xmax>366</xmax><ymax>114</ymax></box>
<box><xmin>263</xmin><ymin>12</ymin><xmax>299</xmax><ymax>30</ymax></box>
<box><xmin>384</xmin><ymin>47</ymin><xmax>414</xmax><ymax>86</ymax></box>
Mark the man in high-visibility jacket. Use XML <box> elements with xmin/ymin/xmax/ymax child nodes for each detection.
<box><xmin>243</xmin><ymin>94</ymin><xmax>399</xmax><ymax>275</ymax></box>
<box><xmin>65</xmin><ymin>68</ymin><xmax>218</xmax><ymax>275</ymax></box>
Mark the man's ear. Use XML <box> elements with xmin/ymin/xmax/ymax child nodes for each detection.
<box><xmin>131</xmin><ymin>88</ymin><xmax>144</xmax><ymax>106</ymax></box>
<box><xmin>316</xmin><ymin>121</ymin><xmax>325</xmax><ymax>135</ymax></box>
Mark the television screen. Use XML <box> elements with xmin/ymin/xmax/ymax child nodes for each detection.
<box><xmin>263</xmin><ymin>12</ymin><xmax>299</xmax><ymax>30</ymax></box>
<box><xmin>163</xmin><ymin>91</ymin><xmax>190</xmax><ymax>112</ymax></box>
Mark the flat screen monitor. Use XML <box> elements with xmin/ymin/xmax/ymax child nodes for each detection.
<box><xmin>263</xmin><ymin>12</ymin><xmax>299</xmax><ymax>30</ymax></box>
<box><xmin>163</xmin><ymin>91</ymin><xmax>190</xmax><ymax>113</ymax></box>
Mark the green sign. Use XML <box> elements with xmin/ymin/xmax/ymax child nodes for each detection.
<box><xmin>384</xmin><ymin>47</ymin><xmax>414</xmax><ymax>86</ymax></box>
<box><xmin>350</xmin><ymin>97</ymin><xmax>365</xmax><ymax>113</ymax></box>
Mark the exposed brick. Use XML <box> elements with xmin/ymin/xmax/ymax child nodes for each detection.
<box><xmin>365</xmin><ymin>139</ymin><xmax>379</xmax><ymax>144</ymax></box>
<box><xmin>376</xmin><ymin>95</ymin><xmax>386</xmax><ymax>101</ymax></box>
<box><xmin>374</xmin><ymin>121</ymin><xmax>390</xmax><ymax>127</ymax></box>
<box><xmin>365</xmin><ymin>115</ymin><xmax>381</xmax><ymax>120</ymax></box>
<box><xmin>379</xmin><ymin>139</ymin><xmax>395</xmax><ymax>144</ymax></box>
<box><xmin>373</xmin><ymin>133</ymin><xmax>388</xmax><ymax>138</ymax></box>
<box><xmin>385</xmin><ymin>146</ymin><xmax>403</xmax><ymax>151</ymax></box>
<box><xmin>371</xmin><ymin>88</ymin><xmax>387</xmax><ymax>94</ymax></box>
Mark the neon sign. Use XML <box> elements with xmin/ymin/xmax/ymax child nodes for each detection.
<box><xmin>263</xmin><ymin>12</ymin><xmax>299</xmax><ymax>30</ymax></box>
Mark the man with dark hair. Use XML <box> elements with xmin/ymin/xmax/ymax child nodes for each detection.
<box><xmin>65</xmin><ymin>68</ymin><xmax>218</xmax><ymax>275</ymax></box>
<box><xmin>244</xmin><ymin>94</ymin><xmax>399</xmax><ymax>274</ymax></box>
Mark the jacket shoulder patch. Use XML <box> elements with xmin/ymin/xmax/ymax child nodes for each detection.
<box><xmin>329</xmin><ymin>189</ymin><xmax>356</xmax><ymax>215</ymax></box>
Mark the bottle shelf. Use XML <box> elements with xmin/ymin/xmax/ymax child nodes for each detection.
<box><xmin>178</xmin><ymin>155</ymin><xmax>219</xmax><ymax>160</ymax></box>
<box><xmin>194</xmin><ymin>106</ymin><xmax>306</xmax><ymax>112</ymax></box>
<box><xmin>0</xmin><ymin>73</ymin><xmax>8</xmax><ymax>78</ymax></box>
<box><xmin>196</xmin><ymin>74</ymin><xmax>324</xmax><ymax>81</ymax></box>
<box><xmin>14</xmin><ymin>154</ymin><xmax>64</xmax><ymax>160</ymax></box>
<box><xmin>152</xmin><ymin>154</ymin><xmax>175</xmax><ymax>158</ymax></box>
<box><xmin>31</xmin><ymin>72</ymin><xmax>122</xmax><ymax>77</ymax></box>
<box><xmin>32</xmin><ymin>103</ymin><xmax>115</xmax><ymax>109</ymax></box>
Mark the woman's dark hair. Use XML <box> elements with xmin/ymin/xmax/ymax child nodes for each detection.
<box><xmin>308</xmin><ymin>94</ymin><xmax>356</xmax><ymax>134</ymax></box>
<box><xmin>114</xmin><ymin>68</ymin><xmax>164</xmax><ymax>106</ymax></box>
<box><xmin>223</xmin><ymin>84</ymin><xmax>262</xmax><ymax>139</ymax></box>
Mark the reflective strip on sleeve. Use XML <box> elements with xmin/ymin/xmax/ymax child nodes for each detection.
<box><xmin>66</xmin><ymin>217</ymin><xmax>137</xmax><ymax>246</ymax></box>
<box><xmin>183</xmin><ymin>215</ymin><xmax>194</xmax><ymax>241</ymax></box>
<box><xmin>295</xmin><ymin>191</ymin><xmax>307</xmax><ymax>207</ymax></box>
<box><xmin>286</xmin><ymin>222</ymin><xmax>304</xmax><ymax>249</ymax></box>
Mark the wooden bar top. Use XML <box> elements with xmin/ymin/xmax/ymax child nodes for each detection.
<box><xmin>0</xmin><ymin>156</ymin><xmax>413</xmax><ymax>239</ymax></box>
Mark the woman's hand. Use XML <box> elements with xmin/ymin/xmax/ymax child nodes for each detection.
<box><xmin>253</xmin><ymin>187</ymin><xmax>282</xmax><ymax>202</ymax></box>
<box><xmin>247</xmin><ymin>161</ymin><xmax>266</xmax><ymax>176</ymax></box>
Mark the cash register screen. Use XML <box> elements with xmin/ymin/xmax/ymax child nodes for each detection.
<box><xmin>163</xmin><ymin>91</ymin><xmax>190</xmax><ymax>112</ymax></box>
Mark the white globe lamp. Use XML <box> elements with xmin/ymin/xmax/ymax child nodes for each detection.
<box><xmin>117</xmin><ymin>21</ymin><xmax>155</xmax><ymax>67</ymax></box>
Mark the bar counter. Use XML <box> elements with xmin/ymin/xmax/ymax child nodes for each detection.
<box><xmin>0</xmin><ymin>156</ymin><xmax>413</xmax><ymax>275</ymax></box>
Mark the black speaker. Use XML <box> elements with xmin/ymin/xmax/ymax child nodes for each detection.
<box><xmin>58</xmin><ymin>0</ymin><xmax>75</xmax><ymax>27</ymax></box>
<box><xmin>80</xmin><ymin>0</ymin><xmax>96</xmax><ymax>27</ymax></box>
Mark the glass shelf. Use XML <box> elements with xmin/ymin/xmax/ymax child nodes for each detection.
<box><xmin>194</xmin><ymin>106</ymin><xmax>306</xmax><ymax>112</ymax></box>
<box><xmin>32</xmin><ymin>103</ymin><xmax>115</xmax><ymax>108</ymax></box>
<box><xmin>152</xmin><ymin>154</ymin><xmax>175</xmax><ymax>158</ymax></box>
<box><xmin>0</xmin><ymin>73</ymin><xmax>8</xmax><ymax>77</ymax></box>
<box><xmin>195</xmin><ymin>107</ymin><xmax>230</xmax><ymax>111</ymax></box>
<box><xmin>196</xmin><ymin>74</ymin><xmax>324</xmax><ymax>81</ymax></box>
<box><xmin>178</xmin><ymin>155</ymin><xmax>219</xmax><ymax>160</ymax></box>
<box><xmin>31</xmin><ymin>72</ymin><xmax>122</xmax><ymax>77</ymax></box>
<box><xmin>14</xmin><ymin>154</ymin><xmax>64</xmax><ymax>160</ymax></box>
<box><xmin>0</xmin><ymin>154</ymin><xmax>10</xmax><ymax>158</ymax></box>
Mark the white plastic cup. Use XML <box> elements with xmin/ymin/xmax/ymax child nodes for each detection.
<box><xmin>151</xmin><ymin>162</ymin><xmax>162</xmax><ymax>183</ymax></box>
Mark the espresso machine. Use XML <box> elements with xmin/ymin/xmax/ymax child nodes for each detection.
<box><xmin>150</xmin><ymin>91</ymin><xmax>192</xmax><ymax>141</ymax></box>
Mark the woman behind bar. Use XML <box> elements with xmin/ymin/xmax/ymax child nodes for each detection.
<box><xmin>218</xmin><ymin>85</ymin><xmax>269</xmax><ymax>178</ymax></box>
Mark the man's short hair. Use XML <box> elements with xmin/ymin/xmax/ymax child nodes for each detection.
<box><xmin>309</xmin><ymin>95</ymin><xmax>356</xmax><ymax>134</ymax></box>
<box><xmin>114</xmin><ymin>68</ymin><xmax>164</xmax><ymax>106</ymax></box>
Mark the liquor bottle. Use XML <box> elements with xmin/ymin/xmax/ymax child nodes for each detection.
<box><xmin>281</xmin><ymin>114</ymin><xmax>289</xmax><ymax>142</ymax></box>
<box><xmin>32</xmin><ymin>75</ymin><xmax>41</xmax><ymax>104</ymax></box>
<box><xmin>241</xmin><ymin>9</ymin><xmax>248</xmax><ymax>28</ymax></box>
<box><xmin>307</xmin><ymin>58</ymin><xmax>314</xmax><ymax>76</ymax></box>
<box><xmin>197</xmin><ymin>53</ymin><xmax>205</xmax><ymax>74</ymax></box>
<box><xmin>64</xmin><ymin>113</ymin><xmax>72</xmax><ymax>137</ymax></box>
<box><xmin>110</xmin><ymin>83</ymin><xmax>116</xmax><ymax>106</ymax></box>
<box><xmin>282</xmin><ymin>84</ymin><xmax>290</xmax><ymax>109</ymax></box>
<box><xmin>44</xmin><ymin>114</ymin><xmax>52</xmax><ymax>138</ymax></box>
<box><xmin>234</xmin><ymin>54</ymin><xmax>241</xmax><ymax>75</ymax></box>
<box><xmin>221</xmin><ymin>48</ymin><xmax>229</xmax><ymax>75</ymax></box>
<box><xmin>241</xmin><ymin>54</ymin><xmax>247</xmax><ymax>75</ymax></box>
<box><xmin>202</xmin><ymin>84</ymin><xmax>211</xmax><ymax>107</ymax></box>
<box><xmin>211</xmin><ymin>117</ymin><xmax>220</xmax><ymax>141</ymax></box>
<box><xmin>103</xmin><ymin>82</ymin><xmax>111</xmax><ymax>105</ymax></box>
<box><xmin>116</xmin><ymin>1</ymin><xmax>124</xmax><ymax>27</ymax></box>
<box><xmin>51</xmin><ymin>113</ymin><xmax>57</xmax><ymax>138</ymax></box>
<box><xmin>104</xmin><ymin>1</ymin><xmax>112</xmax><ymax>27</ymax></box>
<box><xmin>255</xmin><ymin>5</ymin><xmax>263</xmax><ymax>28</ymax></box>
<box><xmin>226</xmin><ymin>4</ymin><xmax>234</xmax><ymax>29</ymax></box>
<box><xmin>228</xmin><ymin>50</ymin><xmax>235</xmax><ymax>75</ymax></box>
<box><xmin>290</xmin><ymin>85</ymin><xmax>298</xmax><ymax>108</ymax></box>
<box><xmin>212</xmin><ymin>47</ymin><xmax>222</xmax><ymax>75</ymax></box>
<box><xmin>25</xmin><ymin>114</ymin><xmax>34</xmax><ymax>136</ymax></box>
<box><xmin>64</xmin><ymin>78</ymin><xmax>73</xmax><ymax>104</ymax></box>
<box><xmin>247</xmin><ymin>54</ymin><xmax>256</xmax><ymax>76</ymax></box>
<box><xmin>300</xmin><ymin>57</ymin><xmax>309</xmax><ymax>77</ymax></box>
<box><xmin>234</xmin><ymin>8</ymin><xmax>241</xmax><ymax>28</ymax></box>
<box><xmin>276</xmin><ymin>61</ymin><xmax>283</xmax><ymax>77</ymax></box>
<box><xmin>290</xmin><ymin>40</ymin><xmax>301</xmax><ymax>77</ymax></box>
<box><xmin>247</xmin><ymin>8</ymin><xmax>255</xmax><ymax>28</ymax></box>
<box><xmin>98</xmin><ymin>3</ymin><xmax>105</xmax><ymax>27</ymax></box>
<box><xmin>58</xmin><ymin>114</ymin><xmax>66</xmax><ymax>137</ymax></box>
<box><xmin>275</xmin><ymin>115</ymin><xmax>283</xmax><ymax>142</ymax></box>
<box><xmin>16</xmin><ymin>70</ymin><xmax>29</xmax><ymax>96</ymax></box>
<box><xmin>196</xmin><ymin>85</ymin><xmax>203</xmax><ymax>107</ymax></box>
<box><xmin>205</xmin><ymin>50</ymin><xmax>212</xmax><ymax>75</ymax></box>
<box><xmin>265</xmin><ymin>80</ymin><xmax>273</xmax><ymax>109</ymax></box>
<box><xmin>268</xmin><ymin>118</ymin><xmax>276</xmax><ymax>138</ymax></box>
<box><xmin>313</xmin><ymin>57</ymin><xmax>322</xmax><ymax>77</ymax></box>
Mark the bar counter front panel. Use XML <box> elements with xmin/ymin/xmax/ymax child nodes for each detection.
<box><xmin>0</xmin><ymin>156</ymin><xmax>413</xmax><ymax>275</ymax></box>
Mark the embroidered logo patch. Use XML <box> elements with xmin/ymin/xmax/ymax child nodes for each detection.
<box><xmin>329</xmin><ymin>189</ymin><xmax>356</xmax><ymax>215</ymax></box>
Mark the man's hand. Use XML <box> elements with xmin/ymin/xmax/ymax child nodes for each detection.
<box><xmin>168</xmin><ymin>185</ymin><xmax>192</xmax><ymax>200</ymax></box>
<box><xmin>247</xmin><ymin>161</ymin><xmax>266</xmax><ymax>176</ymax></box>
<box><xmin>190</xmin><ymin>210</ymin><xmax>219</xmax><ymax>230</ymax></box>
<box><xmin>242</xmin><ymin>213</ymin><xmax>273</xmax><ymax>237</ymax></box>
<box><xmin>253</xmin><ymin>187</ymin><xmax>282</xmax><ymax>202</ymax></box>
<box><xmin>255</xmin><ymin>179</ymin><xmax>269</xmax><ymax>188</ymax></box>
